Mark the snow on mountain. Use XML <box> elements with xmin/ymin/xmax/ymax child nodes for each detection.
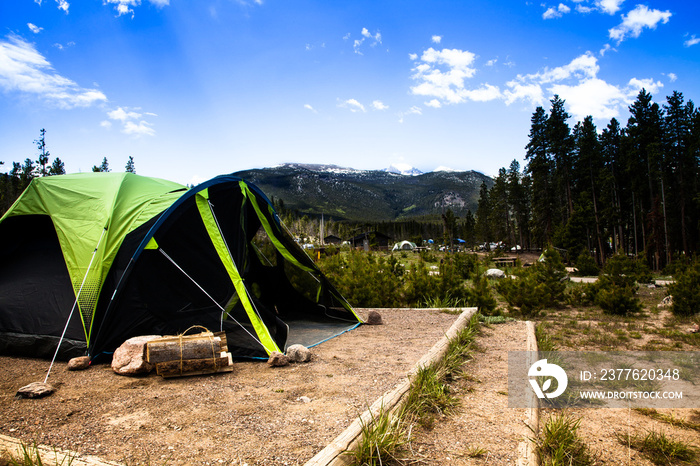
<box><xmin>383</xmin><ymin>163</ymin><xmax>423</xmax><ymax>176</ymax></box>
<box><xmin>433</xmin><ymin>166</ymin><xmax>460</xmax><ymax>173</ymax></box>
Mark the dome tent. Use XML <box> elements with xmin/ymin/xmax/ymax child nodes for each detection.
<box><xmin>392</xmin><ymin>240</ymin><xmax>417</xmax><ymax>251</ymax></box>
<box><xmin>0</xmin><ymin>173</ymin><xmax>361</xmax><ymax>361</ymax></box>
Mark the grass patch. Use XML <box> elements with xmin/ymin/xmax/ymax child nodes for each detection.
<box><xmin>350</xmin><ymin>405</ymin><xmax>410</xmax><ymax>466</ymax></box>
<box><xmin>348</xmin><ymin>313</ymin><xmax>481</xmax><ymax>464</ymax></box>
<box><xmin>616</xmin><ymin>429</ymin><xmax>699</xmax><ymax>465</ymax></box>
<box><xmin>634</xmin><ymin>408</ymin><xmax>700</xmax><ymax>432</ymax></box>
<box><xmin>479</xmin><ymin>315</ymin><xmax>517</xmax><ymax>325</ymax></box>
<box><xmin>532</xmin><ymin>412</ymin><xmax>597</xmax><ymax>466</ymax></box>
<box><xmin>1</xmin><ymin>441</ymin><xmax>75</xmax><ymax>466</ymax></box>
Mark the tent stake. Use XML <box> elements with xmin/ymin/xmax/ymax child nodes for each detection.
<box><xmin>44</xmin><ymin>227</ymin><xmax>107</xmax><ymax>383</ymax></box>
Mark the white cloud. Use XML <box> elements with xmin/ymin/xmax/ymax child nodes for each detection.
<box><xmin>339</xmin><ymin>98</ymin><xmax>366</xmax><ymax>113</ymax></box>
<box><xmin>431</xmin><ymin>35</ymin><xmax>442</xmax><ymax>44</ymax></box>
<box><xmin>53</xmin><ymin>41</ymin><xmax>75</xmax><ymax>51</ymax></box>
<box><xmin>100</xmin><ymin>120</ymin><xmax>112</xmax><ymax>129</ymax></box>
<box><xmin>408</xmin><ymin>53</ymin><xmax>418</xmax><ymax>60</ymax></box>
<box><xmin>123</xmin><ymin>120</ymin><xmax>155</xmax><ymax>136</ymax></box>
<box><xmin>103</xmin><ymin>0</ymin><xmax>169</xmax><ymax>17</ymax></box>
<box><xmin>503</xmin><ymin>51</ymin><xmax>664</xmax><ymax>122</ymax></box>
<box><xmin>609</xmin><ymin>5</ymin><xmax>671</xmax><ymax>44</ymax></box>
<box><xmin>504</xmin><ymin>82</ymin><xmax>545</xmax><ymax>106</ymax></box>
<box><xmin>543</xmin><ymin>3</ymin><xmax>571</xmax><ymax>19</ymax></box>
<box><xmin>304</xmin><ymin>103</ymin><xmax>317</xmax><ymax>113</ymax></box>
<box><xmin>684</xmin><ymin>34</ymin><xmax>700</xmax><ymax>47</ymax></box>
<box><xmin>550</xmin><ymin>78</ymin><xmax>627</xmax><ymax>120</ymax></box>
<box><xmin>599</xmin><ymin>43</ymin><xmax>612</xmax><ymax>56</ymax></box>
<box><xmin>27</xmin><ymin>23</ymin><xmax>43</xmax><ymax>34</ymax></box>
<box><xmin>485</xmin><ymin>58</ymin><xmax>498</xmax><ymax>67</ymax></box>
<box><xmin>398</xmin><ymin>106</ymin><xmax>422</xmax><ymax>123</ymax></box>
<box><xmin>425</xmin><ymin>99</ymin><xmax>441</xmax><ymax>108</ymax></box>
<box><xmin>107</xmin><ymin>107</ymin><xmax>141</xmax><ymax>121</ymax></box>
<box><xmin>0</xmin><ymin>34</ymin><xmax>107</xmax><ymax>108</ymax></box>
<box><xmin>353</xmin><ymin>28</ymin><xmax>381</xmax><ymax>54</ymax></box>
<box><xmin>626</xmin><ymin>77</ymin><xmax>662</xmax><ymax>95</ymax></box>
<box><xmin>410</xmin><ymin>47</ymin><xmax>502</xmax><ymax>105</ymax></box>
<box><xmin>372</xmin><ymin>100</ymin><xmax>388</xmax><ymax>110</ymax></box>
<box><xmin>106</xmin><ymin>106</ymin><xmax>157</xmax><ymax>136</ymax></box>
<box><xmin>56</xmin><ymin>0</ymin><xmax>69</xmax><ymax>13</ymax></box>
<box><xmin>596</xmin><ymin>0</ymin><xmax>624</xmax><ymax>14</ymax></box>
<box><xmin>666</xmin><ymin>72</ymin><xmax>677</xmax><ymax>83</ymax></box>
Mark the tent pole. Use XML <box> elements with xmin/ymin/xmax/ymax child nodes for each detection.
<box><xmin>44</xmin><ymin>227</ymin><xmax>107</xmax><ymax>383</ymax></box>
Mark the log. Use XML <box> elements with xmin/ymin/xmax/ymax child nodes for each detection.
<box><xmin>155</xmin><ymin>352</ymin><xmax>233</xmax><ymax>378</ymax></box>
<box><xmin>146</xmin><ymin>333</ymin><xmax>225</xmax><ymax>364</ymax></box>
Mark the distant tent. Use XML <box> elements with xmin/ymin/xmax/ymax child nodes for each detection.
<box><xmin>392</xmin><ymin>240</ymin><xmax>417</xmax><ymax>251</ymax></box>
<box><xmin>0</xmin><ymin>173</ymin><xmax>361</xmax><ymax>361</ymax></box>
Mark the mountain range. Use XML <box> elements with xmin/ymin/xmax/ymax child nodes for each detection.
<box><xmin>232</xmin><ymin>163</ymin><xmax>493</xmax><ymax>222</ymax></box>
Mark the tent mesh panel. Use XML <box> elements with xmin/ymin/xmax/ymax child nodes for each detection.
<box><xmin>74</xmin><ymin>271</ymin><xmax>102</xmax><ymax>332</ymax></box>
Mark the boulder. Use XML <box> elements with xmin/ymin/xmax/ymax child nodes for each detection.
<box><xmin>267</xmin><ymin>351</ymin><xmax>290</xmax><ymax>367</ymax></box>
<box><xmin>287</xmin><ymin>344</ymin><xmax>312</xmax><ymax>363</ymax></box>
<box><xmin>16</xmin><ymin>382</ymin><xmax>55</xmax><ymax>399</ymax></box>
<box><xmin>485</xmin><ymin>268</ymin><xmax>506</xmax><ymax>279</ymax></box>
<box><xmin>658</xmin><ymin>295</ymin><xmax>673</xmax><ymax>308</ymax></box>
<box><xmin>112</xmin><ymin>335</ymin><xmax>162</xmax><ymax>376</ymax></box>
<box><xmin>366</xmin><ymin>310</ymin><xmax>383</xmax><ymax>325</ymax></box>
<box><xmin>67</xmin><ymin>356</ymin><xmax>91</xmax><ymax>371</ymax></box>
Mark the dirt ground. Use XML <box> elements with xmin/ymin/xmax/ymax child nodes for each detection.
<box><xmin>0</xmin><ymin>308</ymin><xmax>469</xmax><ymax>465</ymax></box>
<box><xmin>2</xmin><ymin>302</ymin><xmax>698</xmax><ymax>466</ymax></box>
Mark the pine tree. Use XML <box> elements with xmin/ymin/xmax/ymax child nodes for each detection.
<box><xmin>34</xmin><ymin>128</ymin><xmax>50</xmax><ymax>177</ymax></box>
<box><xmin>125</xmin><ymin>156</ymin><xmax>136</xmax><ymax>173</ymax></box>
<box><xmin>49</xmin><ymin>158</ymin><xmax>66</xmax><ymax>176</ymax></box>
<box><xmin>92</xmin><ymin>157</ymin><xmax>110</xmax><ymax>173</ymax></box>
<box><xmin>547</xmin><ymin>95</ymin><xmax>574</xmax><ymax>221</ymax></box>
<box><xmin>525</xmin><ymin>106</ymin><xmax>555</xmax><ymax>247</ymax></box>
<box><xmin>625</xmin><ymin>89</ymin><xmax>665</xmax><ymax>269</ymax></box>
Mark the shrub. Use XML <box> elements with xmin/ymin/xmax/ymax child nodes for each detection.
<box><xmin>497</xmin><ymin>248</ymin><xmax>567</xmax><ymax>316</ymax></box>
<box><xmin>668</xmin><ymin>260</ymin><xmax>700</xmax><ymax>317</ymax></box>
<box><xmin>574</xmin><ymin>251</ymin><xmax>599</xmax><ymax>276</ymax></box>
<box><xmin>496</xmin><ymin>272</ymin><xmax>544</xmax><ymax>316</ymax></box>
<box><xmin>467</xmin><ymin>274</ymin><xmax>498</xmax><ymax>315</ymax></box>
<box><xmin>595</xmin><ymin>254</ymin><xmax>641</xmax><ymax>316</ymax></box>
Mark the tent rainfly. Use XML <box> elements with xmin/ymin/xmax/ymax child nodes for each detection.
<box><xmin>0</xmin><ymin>173</ymin><xmax>361</xmax><ymax>361</ymax></box>
<box><xmin>392</xmin><ymin>240</ymin><xmax>417</xmax><ymax>251</ymax></box>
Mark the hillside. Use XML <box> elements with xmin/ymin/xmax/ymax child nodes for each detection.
<box><xmin>233</xmin><ymin>163</ymin><xmax>493</xmax><ymax>221</ymax></box>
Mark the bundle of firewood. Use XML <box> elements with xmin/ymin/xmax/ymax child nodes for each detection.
<box><xmin>146</xmin><ymin>327</ymin><xmax>233</xmax><ymax>378</ymax></box>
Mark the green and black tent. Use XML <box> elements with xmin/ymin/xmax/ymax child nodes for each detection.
<box><xmin>0</xmin><ymin>172</ymin><xmax>361</xmax><ymax>361</ymax></box>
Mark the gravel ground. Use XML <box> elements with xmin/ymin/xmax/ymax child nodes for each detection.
<box><xmin>0</xmin><ymin>308</ymin><xmax>468</xmax><ymax>465</ymax></box>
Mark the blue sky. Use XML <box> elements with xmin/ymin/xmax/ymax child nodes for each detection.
<box><xmin>1</xmin><ymin>0</ymin><xmax>698</xmax><ymax>185</ymax></box>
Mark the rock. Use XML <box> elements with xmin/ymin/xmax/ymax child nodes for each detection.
<box><xmin>16</xmin><ymin>382</ymin><xmax>55</xmax><ymax>399</ymax></box>
<box><xmin>111</xmin><ymin>335</ymin><xmax>161</xmax><ymax>376</ymax></box>
<box><xmin>67</xmin><ymin>356</ymin><xmax>91</xmax><ymax>371</ymax></box>
<box><xmin>286</xmin><ymin>344</ymin><xmax>312</xmax><ymax>363</ymax></box>
<box><xmin>485</xmin><ymin>268</ymin><xmax>506</xmax><ymax>279</ymax></box>
<box><xmin>658</xmin><ymin>295</ymin><xmax>673</xmax><ymax>308</ymax></box>
<box><xmin>366</xmin><ymin>310</ymin><xmax>383</xmax><ymax>325</ymax></box>
<box><xmin>267</xmin><ymin>351</ymin><xmax>289</xmax><ymax>367</ymax></box>
<box><xmin>297</xmin><ymin>396</ymin><xmax>311</xmax><ymax>403</ymax></box>
<box><xmin>690</xmin><ymin>324</ymin><xmax>699</xmax><ymax>334</ymax></box>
